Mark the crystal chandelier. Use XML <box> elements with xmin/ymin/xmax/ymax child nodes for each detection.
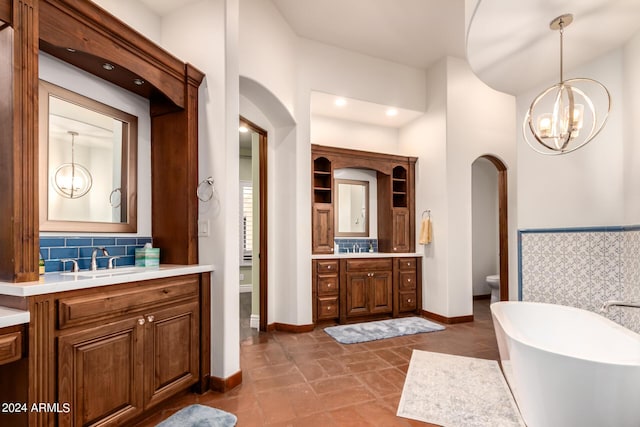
<box><xmin>523</xmin><ymin>14</ymin><xmax>611</xmax><ymax>155</ymax></box>
<box><xmin>53</xmin><ymin>131</ymin><xmax>93</xmax><ymax>198</ymax></box>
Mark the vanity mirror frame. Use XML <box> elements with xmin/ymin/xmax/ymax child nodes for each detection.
<box><xmin>38</xmin><ymin>80</ymin><xmax>138</xmax><ymax>232</ymax></box>
<box><xmin>334</xmin><ymin>178</ymin><xmax>370</xmax><ymax>237</ymax></box>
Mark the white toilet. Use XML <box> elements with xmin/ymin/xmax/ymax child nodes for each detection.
<box><xmin>486</xmin><ymin>274</ymin><xmax>500</xmax><ymax>304</ymax></box>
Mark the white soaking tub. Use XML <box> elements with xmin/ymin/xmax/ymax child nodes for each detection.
<box><xmin>491</xmin><ymin>301</ymin><xmax>640</xmax><ymax>427</ymax></box>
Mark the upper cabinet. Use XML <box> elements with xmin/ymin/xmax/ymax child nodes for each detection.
<box><xmin>0</xmin><ymin>0</ymin><xmax>204</xmax><ymax>282</ymax></box>
<box><xmin>311</xmin><ymin>145</ymin><xmax>416</xmax><ymax>254</ymax></box>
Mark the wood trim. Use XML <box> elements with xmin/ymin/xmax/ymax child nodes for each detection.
<box><xmin>0</xmin><ymin>0</ymin><xmax>11</xmax><ymax>25</ymax></box>
<box><xmin>197</xmin><ymin>272</ymin><xmax>211</xmax><ymax>394</ymax></box>
<box><xmin>209</xmin><ymin>370</ymin><xmax>243</xmax><ymax>393</ymax></box>
<box><xmin>420</xmin><ymin>310</ymin><xmax>473</xmax><ymax>324</ymax></box>
<box><xmin>481</xmin><ymin>155</ymin><xmax>509</xmax><ymax>302</ymax></box>
<box><xmin>28</xmin><ymin>297</ymin><xmax>56</xmax><ymax>426</ymax></box>
<box><xmin>269</xmin><ymin>323</ymin><xmax>315</xmax><ymax>333</ymax></box>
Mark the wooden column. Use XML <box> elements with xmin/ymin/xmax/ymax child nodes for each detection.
<box><xmin>0</xmin><ymin>0</ymin><xmax>39</xmax><ymax>283</ymax></box>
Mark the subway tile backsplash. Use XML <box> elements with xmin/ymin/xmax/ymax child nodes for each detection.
<box><xmin>519</xmin><ymin>227</ymin><xmax>640</xmax><ymax>334</ymax></box>
<box><xmin>40</xmin><ymin>236</ymin><xmax>152</xmax><ymax>272</ymax></box>
<box><xmin>334</xmin><ymin>238</ymin><xmax>378</xmax><ymax>253</ymax></box>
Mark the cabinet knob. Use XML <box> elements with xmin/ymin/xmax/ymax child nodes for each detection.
<box><xmin>327</xmin><ymin>283</ymin><xmax>332</xmax><ymax>287</ymax></box>
<box><xmin>393</xmin><ymin>247</ymin><xmax>397</xmax><ymax>251</ymax></box>
<box><xmin>408</xmin><ymin>299</ymin><xmax>412</xmax><ymax>303</ymax></box>
<box><xmin>408</xmin><ymin>279</ymin><xmax>411</xmax><ymax>283</ymax></box>
<box><xmin>330</xmin><ymin>248</ymin><xmax>334</xmax><ymax>252</ymax></box>
<box><xmin>147</xmin><ymin>315</ymin><xmax>155</xmax><ymax>323</ymax></box>
<box><xmin>407</xmin><ymin>262</ymin><xmax>411</xmax><ymax>266</ymax></box>
<box><xmin>327</xmin><ymin>306</ymin><xmax>332</xmax><ymax>310</ymax></box>
<box><xmin>137</xmin><ymin>318</ymin><xmax>145</xmax><ymax>325</ymax></box>
<box><xmin>327</xmin><ymin>265</ymin><xmax>332</xmax><ymax>269</ymax></box>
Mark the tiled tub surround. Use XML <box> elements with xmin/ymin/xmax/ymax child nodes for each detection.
<box><xmin>519</xmin><ymin>227</ymin><xmax>640</xmax><ymax>334</ymax></box>
<box><xmin>40</xmin><ymin>236</ymin><xmax>152</xmax><ymax>272</ymax></box>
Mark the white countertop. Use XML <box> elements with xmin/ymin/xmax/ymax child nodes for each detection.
<box><xmin>0</xmin><ymin>306</ymin><xmax>30</xmax><ymax>328</ymax></box>
<box><xmin>0</xmin><ymin>264</ymin><xmax>215</xmax><ymax>297</ymax></box>
<box><xmin>311</xmin><ymin>252</ymin><xmax>423</xmax><ymax>259</ymax></box>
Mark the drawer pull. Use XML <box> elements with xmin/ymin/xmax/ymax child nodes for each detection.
<box><xmin>328</xmin><ymin>265</ymin><xmax>332</xmax><ymax>269</ymax></box>
<box><xmin>407</xmin><ymin>262</ymin><xmax>411</xmax><ymax>266</ymax></box>
<box><xmin>147</xmin><ymin>315</ymin><xmax>155</xmax><ymax>323</ymax></box>
<box><xmin>327</xmin><ymin>306</ymin><xmax>332</xmax><ymax>310</ymax></box>
<box><xmin>137</xmin><ymin>318</ymin><xmax>145</xmax><ymax>325</ymax></box>
<box><xmin>327</xmin><ymin>283</ymin><xmax>332</xmax><ymax>287</ymax></box>
<box><xmin>408</xmin><ymin>299</ymin><xmax>412</xmax><ymax>303</ymax></box>
<box><xmin>408</xmin><ymin>279</ymin><xmax>411</xmax><ymax>283</ymax></box>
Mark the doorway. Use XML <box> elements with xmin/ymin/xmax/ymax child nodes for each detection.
<box><xmin>471</xmin><ymin>155</ymin><xmax>508</xmax><ymax>302</ymax></box>
<box><xmin>239</xmin><ymin>117</ymin><xmax>268</xmax><ymax>338</ymax></box>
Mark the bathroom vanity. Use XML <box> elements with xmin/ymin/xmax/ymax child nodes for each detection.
<box><xmin>0</xmin><ymin>265</ymin><xmax>212</xmax><ymax>427</ymax></box>
<box><xmin>311</xmin><ymin>144</ymin><xmax>422</xmax><ymax>324</ymax></box>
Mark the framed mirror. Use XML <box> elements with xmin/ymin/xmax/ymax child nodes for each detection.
<box><xmin>335</xmin><ymin>179</ymin><xmax>369</xmax><ymax>237</ymax></box>
<box><xmin>39</xmin><ymin>80</ymin><xmax>138</xmax><ymax>232</ymax></box>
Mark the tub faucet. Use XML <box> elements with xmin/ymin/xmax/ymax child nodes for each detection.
<box><xmin>599</xmin><ymin>300</ymin><xmax>640</xmax><ymax>313</ymax></box>
<box><xmin>91</xmin><ymin>247</ymin><xmax>109</xmax><ymax>271</ymax></box>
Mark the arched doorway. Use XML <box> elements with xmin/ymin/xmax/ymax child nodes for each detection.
<box><xmin>472</xmin><ymin>155</ymin><xmax>509</xmax><ymax>301</ymax></box>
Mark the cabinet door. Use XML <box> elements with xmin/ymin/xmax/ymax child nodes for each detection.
<box><xmin>369</xmin><ymin>271</ymin><xmax>393</xmax><ymax>314</ymax></box>
<box><xmin>58</xmin><ymin>317</ymin><xmax>144</xmax><ymax>427</ymax></box>
<box><xmin>143</xmin><ymin>301</ymin><xmax>199</xmax><ymax>408</ymax></box>
<box><xmin>392</xmin><ymin>209</ymin><xmax>411</xmax><ymax>252</ymax></box>
<box><xmin>346</xmin><ymin>272</ymin><xmax>369</xmax><ymax>317</ymax></box>
<box><xmin>312</xmin><ymin>204</ymin><xmax>334</xmax><ymax>254</ymax></box>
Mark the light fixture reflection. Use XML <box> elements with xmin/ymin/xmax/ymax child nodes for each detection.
<box><xmin>53</xmin><ymin>131</ymin><xmax>93</xmax><ymax>199</ymax></box>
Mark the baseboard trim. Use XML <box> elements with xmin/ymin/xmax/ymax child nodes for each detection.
<box><xmin>267</xmin><ymin>322</ymin><xmax>315</xmax><ymax>333</ymax></box>
<box><xmin>473</xmin><ymin>294</ymin><xmax>491</xmax><ymax>300</ymax></box>
<box><xmin>421</xmin><ymin>310</ymin><xmax>474</xmax><ymax>324</ymax></box>
<box><xmin>249</xmin><ymin>314</ymin><xmax>260</xmax><ymax>329</ymax></box>
<box><xmin>209</xmin><ymin>370</ymin><xmax>243</xmax><ymax>393</ymax></box>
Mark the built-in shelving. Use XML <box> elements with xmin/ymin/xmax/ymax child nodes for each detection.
<box><xmin>392</xmin><ymin>166</ymin><xmax>408</xmax><ymax>208</ymax></box>
<box><xmin>313</xmin><ymin>157</ymin><xmax>333</xmax><ymax>204</ymax></box>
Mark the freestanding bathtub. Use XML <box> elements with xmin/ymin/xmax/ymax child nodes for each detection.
<box><xmin>491</xmin><ymin>301</ymin><xmax>640</xmax><ymax>427</ymax></box>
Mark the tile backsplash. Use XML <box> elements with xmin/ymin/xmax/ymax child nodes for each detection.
<box><xmin>334</xmin><ymin>238</ymin><xmax>378</xmax><ymax>254</ymax></box>
<box><xmin>40</xmin><ymin>236</ymin><xmax>152</xmax><ymax>272</ymax></box>
<box><xmin>519</xmin><ymin>227</ymin><xmax>640</xmax><ymax>334</ymax></box>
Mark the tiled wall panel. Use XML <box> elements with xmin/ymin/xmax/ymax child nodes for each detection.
<box><xmin>520</xmin><ymin>228</ymin><xmax>640</xmax><ymax>334</ymax></box>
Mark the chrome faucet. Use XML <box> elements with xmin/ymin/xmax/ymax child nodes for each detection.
<box><xmin>600</xmin><ymin>300</ymin><xmax>640</xmax><ymax>313</ymax></box>
<box><xmin>91</xmin><ymin>247</ymin><xmax>109</xmax><ymax>271</ymax></box>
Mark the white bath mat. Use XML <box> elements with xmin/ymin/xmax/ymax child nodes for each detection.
<box><xmin>397</xmin><ymin>350</ymin><xmax>524</xmax><ymax>427</ymax></box>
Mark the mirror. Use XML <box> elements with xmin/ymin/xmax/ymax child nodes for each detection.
<box><xmin>39</xmin><ymin>80</ymin><xmax>138</xmax><ymax>232</ymax></box>
<box><xmin>335</xmin><ymin>179</ymin><xmax>369</xmax><ymax>237</ymax></box>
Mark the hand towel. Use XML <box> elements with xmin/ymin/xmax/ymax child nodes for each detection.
<box><xmin>419</xmin><ymin>218</ymin><xmax>432</xmax><ymax>245</ymax></box>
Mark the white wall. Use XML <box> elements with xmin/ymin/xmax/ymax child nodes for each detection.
<box><xmin>310</xmin><ymin>114</ymin><xmax>399</xmax><ymax>154</ymax></box>
<box><xmin>91</xmin><ymin>0</ymin><xmax>162</xmax><ymax>44</ymax></box>
<box><xmin>400</xmin><ymin>57</ymin><xmax>516</xmax><ymax>318</ymax></box>
<box><xmin>623</xmin><ymin>30</ymin><xmax>640</xmax><ymax>224</ymax></box>
<box><xmin>517</xmin><ymin>48</ymin><xmax>625</xmax><ymax>228</ymax></box>
<box><xmin>39</xmin><ymin>53</ymin><xmax>152</xmax><ymax>237</ymax></box>
<box><xmin>471</xmin><ymin>158</ymin><xmax>499</xmax><ymax>296</ymax></box>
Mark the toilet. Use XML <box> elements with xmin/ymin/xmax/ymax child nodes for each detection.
<box><xmin>486</xmin><ymin>274</ymin><xmax>500</xmax><ymax>303</ymax></box>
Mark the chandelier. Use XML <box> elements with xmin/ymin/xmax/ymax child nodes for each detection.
<box><xmin>53</xmin><ymin>131</ymin><xmax>93</xmax><ymax>198</ymax></box>
<box><xmin>523</xmin><ymin>14</ymin><xmax>611</xmax><ymax>155</ymax></box>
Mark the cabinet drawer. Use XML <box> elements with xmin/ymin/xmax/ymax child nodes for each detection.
<box><xmin>399</xmin><ymin>271</ymin><xmax>416</xmax><ymax>290</ymax></box>
<box><xmin>397</xmin><ymin>258</ymin><xmax>417</xmax><ymax>270</ymax></box>
<box><xmin>346</xmin><ymin>258</ymin><xmax>392</xmax><ymax>272</ymax></box>
<box><xmin>0</xmin><ymin>329</ymin><xmax>23</xmax><ymax>365</ymax></box>
<box><xmin>58</xmin><ymin>275</ymin><xmax>199</xmax><ymax>329</ymax></box>
<box><xmin>317</xmin><ymin>297</ymin><xmax>338</xmax><ymax>319</ymax></box>
<box><xmin>399</xmin><ymin>291</ymin><xmax>417</xmax><ymax>312</ymax></box>
<box><xmin>317</xmin><ymin>260</ymin><xmax>339</xmax><ymax>273</ymax></box>
<box><xmin>317</xmin><ymin>275</ymin><xmax>339</xmax><ymax>296</ymax></box>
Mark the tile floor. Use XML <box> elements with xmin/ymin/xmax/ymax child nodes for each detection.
<box><xmin>137</xmin><ymin>299</ymin><xmax>498</xmax><ymax>426</ymax></box>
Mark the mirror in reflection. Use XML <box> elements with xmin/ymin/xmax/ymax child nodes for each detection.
<box><xmin>39</xmin><ymin>80</ymin><xmax>138</xmax><ymax>232</ymax></box>
<box><xmin>335</xmin><ymin>178</ymin><xmax>369</xmax><ymax>237</ymax></box>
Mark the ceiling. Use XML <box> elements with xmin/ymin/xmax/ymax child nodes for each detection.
<box><xmin>138</xmin><ymin>0</ymin><xmax>640</xmax><ymax>111</ymax></box>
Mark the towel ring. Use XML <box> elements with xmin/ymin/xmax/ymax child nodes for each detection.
<box><xmin>422</xmin><ymin>209</ymin><xmax>431</xmax><ymax>219</ymax></box>
<box><xmin>197</xmin><ymin>177</ymin><xmax>215</xmax><ymax>202</ymax></box>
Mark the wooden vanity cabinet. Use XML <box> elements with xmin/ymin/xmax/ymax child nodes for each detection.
<box><xmin>55</xmin><ymin>275</ymin><xmax>202</xmax><ymax>427</ymax></box>
<box><xmin>312</xmin><ymin>260</ymin><xmax>339</xmax><ymax>321</ymax></box>
<box><xmin>341</xmin><ymin>258</ymin><xmax>393</xmax><ymax>322</ymax></box>
<box><xmin>395</xmin><ymin>257</ymin><xmax>421</xmax><ymax>314</ymax></box>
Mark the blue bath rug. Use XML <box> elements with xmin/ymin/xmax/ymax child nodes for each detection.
<box><xmin>324</xmin><ymin>317</ymin><xmax>445</xmax><ymax>344</ymax></box>
<box><xmin>156</xmin><ymin>404</ymin><xmax>237</xmax><ymax>427</ymax></box>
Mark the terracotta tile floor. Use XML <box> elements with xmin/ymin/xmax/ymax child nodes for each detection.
<box><xmin>137</xmin><ymin>299</ymin><xmax>498</xmax><ymax>426</ymax></box>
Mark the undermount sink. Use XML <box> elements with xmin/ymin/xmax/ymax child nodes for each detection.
<box><xmin>61</xmin><ymin>266</ymin><xmax>149</xmax><ymax>278</ymax></box>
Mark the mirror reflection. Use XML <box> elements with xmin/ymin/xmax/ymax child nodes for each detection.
<box><xmin>335</xmin><ymin>179</ymin><xmax>369</xmax><ymax>236</ymax></box>
<box><xmin>39</xmin><ymin>81</ymin><xmax>138</xmax><ymax>232</ymax></box>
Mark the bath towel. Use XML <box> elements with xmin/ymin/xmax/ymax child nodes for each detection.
<box><xmin>419</xmin><ymin>218</ymin><xmax>432</xmax><ymax>244</ymax></box>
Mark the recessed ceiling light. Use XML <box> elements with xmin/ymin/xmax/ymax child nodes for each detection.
<box><xmin>102</xmin><ymin>63</ymin><xmax>115</xmax><ymax>71</ymax></box>
<box><xmin>334</xmin><ymin>98</ymin><xmax>347</xmax><ymax>107</ymax></box>
<box><xmin>239</xmin><ymin>125</ymin><xmax>249</xmax><ymax>133</ymax></box>
<box><xmin>386</xmin><ymin>108</ymin><xmax>398</xmax><ymax>117</ymax></box>
<box><xmin>133</xmin><ymin>78</ymin><xmax>145</xmax><ymax>86</ymax></box>
<box><xmin>66</xmin><ymin>48</ymin><xmax>76</xmax><ymax>53</ymax></box>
